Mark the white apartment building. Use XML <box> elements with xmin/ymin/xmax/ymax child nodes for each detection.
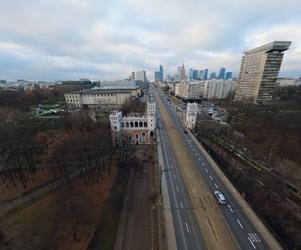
<box><xmin>235</xmin><ymin>41</ymin><xmax>291</xmax><ymax>103</ymax></box>
<box><xmin>109</xmin><ymin>102</ymin><xmax>156</xmax><ymax>145</ymax></box>
<box><xmin>276</xmin><ymin>78</ymin><xmax>301</xmax><ymax>87</ymax></box>
<box><xmin>174</xmin><ymin>81</ymin><xmax>203</xmax><ymax>100</ymax></box>
<box><xmin>203</xmin><ymin>79</ymin><xmax>237</xmax><ymax>99</ymax></box>
<box><xmin>64</xmin><ymin>87</ymin><xmax>141</xmax><ymax>109</ymax></box>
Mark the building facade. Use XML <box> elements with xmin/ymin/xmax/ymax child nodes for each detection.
<box><xmin>203</xmin><ymin>79</ymin><xmax>237</xmax><ymax>99</ymax></box>
<box><xmin>186</xmin><ymin>102</ymin><xmax>198</xmax><ymax>130</ymax></box>
<box><xmin>109</xmin><ymin>102</ymin><xmax>156</xmax><ymax>145</ymax></box>
<box><xmin>234</xmin><ymin>41</ymin><xmax>291</xmax><ymax>103</ymax></box>
<box><xmin>174</xmin><ymin>81</ymin><xmax>203</xmax><ymax>100</ymax></box>
<box><xmin>64</xmin><ymin>87</ymin><xmax>141</xmax><ymax>109</ymax></box>
<box><xmin>136</xmin><ymin>71</ymin><xmax>147</xmax><ymax>82</ymax></box>
<box><xmin>276</xmin><ymin>78</ymin><xmax>301</xmax><ymax>87</ymax></box>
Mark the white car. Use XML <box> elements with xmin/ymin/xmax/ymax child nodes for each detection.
<box><xmin>214</xmin><ymin>191</ymin><xmax>226</xmax><ymax>204</ymax></box>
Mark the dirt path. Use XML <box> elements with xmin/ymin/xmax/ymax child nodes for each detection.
<box><xmin>157</xmin><ymin>97</ymin><xmax>239</xmax><ymax>250</ymax></box>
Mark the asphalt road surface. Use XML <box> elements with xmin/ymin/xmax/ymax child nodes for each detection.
<box><xmin>153</xmin><ymin>87</ymin><xmax>273</xmax><ymax>250</ymax></box>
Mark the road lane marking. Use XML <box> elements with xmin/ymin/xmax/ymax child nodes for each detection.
<box><xmin>210</xmin><ymin>175</ymin><xmax>213</xmax><ymax>181</ymax></box>
<box><xmin>202</xmin><ymin>162</ymin><xmax>205</xmax><ymax>167</ymax></box>
<box><xmin>176</xmin><ymin>186</ymin><xmax>179</xmax><ymax>192</ymax></box>
<box><xmin>228</xmin><ymin>204</ymin><xmax>234</xmax><ymax>213</ymax></box>
<box><xmin>180</xmin><ymin>201</ymin><xmax>183</xmax><ymax>209</ymax></box>
<box><xmin>248</xmin><ymin>237</ymin><xmax>256</xmax><ymax>249</ymax></box>
<box><xmin>173</xmin><ymin>174</ymin><xmax>176</xmax><ymax>180</ymax></box>
<box><xmin>214</xmin><ymin>183</ymin><xmax>219</xmax><ymax>189</ymax></box>
<box><xmin>249</xmin><ymin>233</ymin><xmax>261</xmax><ymax>243</ymax></box>
<box><xmin>205</xmin><ymin>168</ymin><xmax>208</xmax><ymax>173</ymax></box>
<box><xmin>237</xmin><ymin>219</ymin><xmax>243</xmax><ymax>229</ymax></box>
<box><xmin>198</xmin><ymin>157</ymin><xmax>202</xmax><ymax>161</ymax></box>
<box><xmin>185</xmin><ymin>222</ymin><xmax>190</xmax><ymax>233</ymax></box>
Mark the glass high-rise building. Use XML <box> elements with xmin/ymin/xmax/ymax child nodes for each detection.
<box><xmin>218</xmin><ymin>67</ymin><xmax>226</xmax><ymax>79</ymax></box>
<box><xmin>225</xmin><ymin>72</ymin><xmax>233</xmax><ymax>80</ymax></box>
<box><xmin>204</xmin><ymin>69</ymin><xmax>208</xmax><ymax>80</ymax></box>
<box><xmin>235</xmin><ymin>41</ymin><xmax>291</xmax><ymax>103</ymax></box>
<box><xmin>154</xmin><ymin>65</ymin><xmax>164</xmax><ymax>81</ymax></box>
<box><xmin>193</xmin><ymin>70</ymin><xmax>199</xmax><ymax>80</ymax></box>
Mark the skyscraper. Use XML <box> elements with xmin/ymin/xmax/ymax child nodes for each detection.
<box><xmin>234</xmin><ymin>41</ymin><xmax>291</xmax><ymax>103</ymax></box>
<box><xmin>131</xmin><ymin>72</ymin><xmax>135</xmax><ymax>80</ymax></box>
<box><xmin>136</xmin><ymin>70</ymin><xmax>146</xmax><ymax>82</ymax></box>
<box><xmin>154</xmin><ymin>65</ymin><xmax>164</xmax><ymax>81</ymax></box>
<box><xmin>179</xmin><ymin>63</ymin><xmax>187</xmax><ymax>81</ymax></box>
<box><xmin>199</xmin><ymin>70</ymin><xmax>204</xmax><ymax>80</ymax></box>
<box><xmin>160</xmin><ymin>65</ymin><xmax>164</xmax><ymax>80</ymax></box>
<box><xmin>189</xmin><ymin>68</ymin><xmax>194</xmax><ymax>80</ymax></box>
<box><xmin>204</xmin><ymin>69</ymin><xmax>208</xmax><ymax>80</ymax></box>
<box><xmin>193</xmin><ymin>70</ymin><xmax>199</xmax><ymax>80</ymax></box>
<box><xmin>225</xmin><ymin>72</ymin><xmax>233</xmax><ymax>80</ymax></box>
<box><xmin>218</xmin><ymin>67</ymin><xmax>226</xmax><ymax>79</ymax></box>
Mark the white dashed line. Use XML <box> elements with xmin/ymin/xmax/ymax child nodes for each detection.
<box><xmin>214</xmin><ymin>183</ymin><xmax>219</xmax><ymax>189</ymax></box>
<box><xmin>248</xmin><ymin>237</ymin><xmax>256</xmax><ymax>249</ymax></box>
<box><xmin>198</xmin><ymin>157</ymin><xmax>202</xmax><ymax>161</ymax></box>
<box><xmin>176</xmin><ymin>186</ymin><xmax>179</xmax><ymax>192</ymax></box>
<box><xmin>210</xmin><ymin>175</ymin><xmax>213</xmax><ymax>181</ymax></box>
<box><xmin>228</xmin><ymin>204</ymin><xmax>234</xmax><ymax>213</ymax></box>
<box><xmin>173</xmin><ymin>174</ymin><xmax>176</xmax><ymax>180</ymax></box>
<box><xmin>202</xmin><ymin>162</ymin><xmax>205</xmax><ymax>167</ymax></box>
<box><xmin>205</xmin><ymin>168</ymin><xmax>208</xmax><ymax>173</ymax></box>
<box><xmin>237</xmin><ymin>219</ymin><xmax>243</xmax><ymax>229</ymax></box>
<box><xmin>185</xmin><ymin>222</ymin><xmax>190</xmax><ymax>233</ymax></box>
<box><xmin>180</xmin><ymin>201</ymin><xmax>183</xmax><ymax>209</ymax></box>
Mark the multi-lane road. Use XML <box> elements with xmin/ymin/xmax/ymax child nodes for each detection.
<box><xmin>152</xmin><ymin>87</ymin><xmax>279</xmax><ymax>250</ymax></box>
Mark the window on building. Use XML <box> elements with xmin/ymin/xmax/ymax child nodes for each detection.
<box><xmin>130</xmin><ymin>122</ymin><xmax>134</xmax><ymax>127</ymax></box>
<box><xmin>135</xmin><ymin>122</ymin><xmax>138</xmax><ymax>127</ymax></box>
<box><xmin>139</xmin><ymin>121</ymin><xmax>143</xmax><ymax>127</ymax></box>
<box><xmin>121</xmin><ymin>122</ymin><xmax>124</xmax><ymax>128</ymax></box>
<box><xmin>144</xmin><ymin>122</ymin><xmax>147</xmax><ymax>127</ymax></box>
<box><xmin>114</xmin><ymin>126</ymin><xmax>117</xmax><ymax>130</ymax></box>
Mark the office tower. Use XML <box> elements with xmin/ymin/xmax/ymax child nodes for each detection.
<box><xmin>154</xmin><ymin>71</ymin><xmax>161</xmax><ymax>81</ymax></box>
<box><xmin>204</xmin><ymin>69</ymin><xmax>208</xmax><ymax>80</ymax></box>
<box><xmin>199</xmin><ymin>70</ymin><xmax>204</xmax><ymax>80</ymax></box>
<box><xmin>210</xmin><ymin>72</ymin><xmax>216</xmax><ymax>79</ymax></box>
<box><xmin>154</xmin><ymin>65</ymin><xmax>164</xmax><ymax>81</ymax></box>
<box><xmin>234</xmin><ymin>41</ymin><xmax>291</xmax><ymax>103</ymax></box>
<box><xmin>189</xmin><ymin>68</ymin><xmax>194</xmax><ymax>80</ymax></box>
<box><xmin>136</xmin><ymin>70</ymin><xmax>146</xmax><ymax>82</ymax></box>
<box><xmin>160</xmin><ymin>65</ymin><xmax>164</xmax><ymax>80</ymax></box>
<box><xmin>193</xmin><ymin>70</ymin><xmax>199</xmax><ymax>80</ymax></box>
<box><xmin>179</xmin><ymin>62</ymin><xmax>187</xmax><ymax>81</ymax></box>
<box><xmin>218</xmin><ymin>67</ymin><xmax>226</xmax><ymax>79</ymax></box>
<box><xmin>131</xmin><ymin>72</ymin><xmax>135</xmax><ymax>80</ymax></box>
<box><xmin>225</xmin><ymin>72</ymin><xmax>233</xmax><ymax>80</ymax></box>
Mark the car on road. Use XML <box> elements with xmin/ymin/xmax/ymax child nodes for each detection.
<box><xmin>214</xmin><ymin>191</ymin><xmax>226</xmax><ymax>204</ymax></box>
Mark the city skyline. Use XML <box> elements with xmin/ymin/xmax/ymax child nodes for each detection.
<box><xmin>0</xmin><ymin>0</ymin><xmax>300</xmax><ymax>81</ymax></box>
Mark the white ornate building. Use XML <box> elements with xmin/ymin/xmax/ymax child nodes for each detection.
<box><xmin>186</xmin><ymin>102</ymin><xmax>198</xmax><ymax>130</ymax></box>
<box><xmin>109</xmin><ymin>102</ymin><xmax>156</xmax><ymax>145</ymax></box>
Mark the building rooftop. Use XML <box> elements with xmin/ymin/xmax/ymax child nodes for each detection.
<box><xmin>244</xmin><ymin>41</ymin><xmax>292</xmax><ymax>54</ymax></box>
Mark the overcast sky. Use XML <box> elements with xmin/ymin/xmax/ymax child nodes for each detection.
<box><xmin>0</xmin><ymin>0</ymin><xmax>300</xmax><ymax>81</ymax></box>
